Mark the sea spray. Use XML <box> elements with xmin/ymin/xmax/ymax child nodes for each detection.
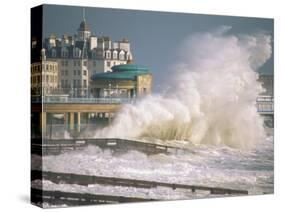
<box><xmin>94</xmin><ymin>27</ymin><xmax>272</xmax><ymax>149</ymax></box>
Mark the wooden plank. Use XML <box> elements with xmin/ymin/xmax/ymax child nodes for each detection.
<box><xmin>31</xmin><ymin>170</ymin><xmax>248</xmax><ymax>195</ymax></box>
<box><xmin>31</xmin><ymin>188</ymin><xmax>156</xmax><ymax>206</ymax></box>
<box><xmin>32</xmin><ymin>138</ymin><xmax>190</xmax><ymax>155</ymax></box>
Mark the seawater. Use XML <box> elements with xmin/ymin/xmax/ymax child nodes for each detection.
<box><xmin>38</xmin><ymin>133</ymin><xmax>273</xmax><ymax>196</ymax></box>
<box><xmin>33</xmin><ymin>27</ymin><xmax>274</xmax><ymax>202</ymax></box>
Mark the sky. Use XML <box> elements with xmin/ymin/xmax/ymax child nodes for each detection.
<box><xmin>43</xmin><ymin>4</ymin><xmax>274</xmax><ymax>91</ymax></box>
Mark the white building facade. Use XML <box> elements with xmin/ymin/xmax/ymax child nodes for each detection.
<box><xmin>31</xmin><ymin>50</ymin><xmax>59</xmax><ymax>97</ymax></box>
<box><xmin>43</xmin><ymin>18</ymin><xmax>133</xmax><ymax>97</ymax></box>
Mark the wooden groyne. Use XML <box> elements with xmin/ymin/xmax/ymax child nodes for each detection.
<box><xmin>31</xmin><ymin>138</ymin><xmax>190</xmax><ymax>156</ymax></box>
<box><xmin>32</xmin><ymin>170</ymin><xmax>248</xmax><ymax>196</ymax></box>
<box><xmin>31</xmin><ymin>188</ymin><xmax>156</xmax><ymax>206</ymax></box>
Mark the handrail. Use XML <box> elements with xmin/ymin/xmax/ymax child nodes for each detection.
<box><xmin>32</xmin><ymin>97</ymin><xmax>133</xmax><ymax>104</ymax></box>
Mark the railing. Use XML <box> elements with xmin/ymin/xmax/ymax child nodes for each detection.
<box><xmin>32</xmin><ymin>96</ymin><xmax>134</xmax><ymax>104</ymax></box>
<box><xmin>256</xmin><ymin>95</ymin><xmax>274</xmax><ymax>114</ymax></box>
<box><xmin>33</xmin><ymin>95</ymin><xmax>274</xmax><ymax>112</ymax></box>
<box><xmin>256</xmin><ymin>96</ymin><xmax>274</xmax><ymax>102</ymax></box>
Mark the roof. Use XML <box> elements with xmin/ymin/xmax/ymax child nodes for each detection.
<box><xmin>78</xmin><ymin>20</ymin><xmax>90</xmax><ymax>31</ymax></box>
<box><xmin>92</xmin><ymin>64</ymin><xmax>150</xmax><ymax>80</ymax></box>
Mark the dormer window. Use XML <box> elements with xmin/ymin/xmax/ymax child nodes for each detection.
<box><xmin>74</xmin><ymin>48</ymin><xmax>81</xmax><ymax>58</ymax></box>
<box><xmin>62</xmin><ymin>48</ymin><xmax>68</xmax><ymax>58</ymax></box>
<box><xmin>51</xmin><ymin>49</ymin><xmax>56</xmax><ymax>57</ymax></box>
<box><xmin>119</xmin><ymin>51</ymin><xmax>125</xmax><ymax>60</ymax></box>
<box><xmin>106</xmin><ymin>51</ymin><xmax>111</xmax><ymax>59</ymax></box>
<box><xmin>113</xmin><ymin>50</ymin><xmax>118</xmax><ymax>59</ymax></box>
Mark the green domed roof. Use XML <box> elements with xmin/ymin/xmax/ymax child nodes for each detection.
<box><xmin>91</xmin><ymin>64</ymin><xmax>150</xmax><ymax>80</ymax></box>
<box><xmin>111</xmin><ymin>64</ymin><xmax>149</xmax><ymax>72</ymax></box>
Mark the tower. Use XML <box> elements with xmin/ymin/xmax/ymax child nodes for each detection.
<box><xmin>77</xmin><ymin>8</ymin><xmax>91</xmax><ymax>40</ymax></box>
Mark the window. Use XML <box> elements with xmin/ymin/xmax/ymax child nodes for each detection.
<box><xmin>113</xmin><ymin>51</ymin><xmax>117</xmax><ymax>59</ymax></box>
<box><xmin>77</xmin><ymin>61</ymin><xmax>80</xmax><ymax>66</ymax></box>
<box><xmin>61</xmin><ymin>61</ymin><xmax>64</xmax><ymax>66</ymax></box>
<box><xmin>62</xmin><ymin>50</ymin><xmax>68</xmax><ymax>58</ymax></box>
<box><xmin>65</xmin><ymin>70</ymin><xmax>68</xmax><ymax>76</ymax></box>
<box><xmin>46</xmin><ymin>75</ymin><xmax>49</xmax><ymax>83</ymax></box>
<box><xmin>107</xmin><ymin>61</ymin><xmax>111</xmax><ymax>67</ymax></box>
<box><xmin>46</xmin><ymin>64</ymin><xmax>49</xmax><ymax>70</ymax></box>
<box><xmin>106</xmin><ymin>52</ymin><xmax>111</xmax><ymax>59</ymax></box>
<box><xmin>74</xmin><ymin>61</ymin><xmax>76</xmax><ymax>66</ymax></box>
<box><xmin>73</xmin><ymin>79</ymin><xmax>76</xmax><ymax>87</ymax></box>
<box><xmin>78</xmin><ymin>70</ymin><xmax>81</xmax><ymax>75</ymax></box>
<box><xmin>83</xmin><ymin>70</ymin><xmax>87</xmax><ymax>76</ymax></box>
<box><xmin>119</xmin><ymin>52</ymin><xmax>125</xmax><ymax>60</ymax></box>
<box><xmin>83</xmin><ymin>61</ymin><xmax>87</xmax><ymax>66</ymax></box>
<box><xmin>74</xmin><ymin>70</ymin><xmax>76</xmax><ymax>76</ymax></box>
<box><xmin>93</xmin><ymin>61</ymin><xmax>96</xmax><ymax>66</ymax></box>
<box><xmin>52</xmin><ymin>49</ymin><xmax>56</xmax><ymax>57</ymax></box>
<box><xmin>65</xmin><ymin>61</ymin><xmax>68</xmax><ymax>66</ymax></box>
<box><xmin>83</xmin><ymin>80</ymin><xmax>87</xmax><ymax>87</ymax></box>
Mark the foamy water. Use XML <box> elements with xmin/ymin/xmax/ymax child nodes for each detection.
<box><xmin>33</xmin><ymin>134</ymin><xmax>273</xmax><ymax>196</ymax></box>
<box><xmin>94</xmin><ymin>27</ymin><xmax>272</xmax><ymax>149</ymax></box>
<box><xmin>32</xmin><ymin>28</ymin><xmax>273</xmax><ymax>205</ymax></box>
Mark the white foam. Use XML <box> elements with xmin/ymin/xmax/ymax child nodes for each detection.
<box><xmin>93</xmin><ymin>27</ymin><xmax>271</xmax><ymax>149</ymax></box>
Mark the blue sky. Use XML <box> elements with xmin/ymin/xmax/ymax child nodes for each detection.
<box><xmin>43</xmin><ymin>4</ymin><xmax>273</xmax><ymax>90</ymax></box>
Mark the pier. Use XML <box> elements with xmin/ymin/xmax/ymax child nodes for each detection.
<box><xmin>31</xmin><ymin>97</ymin><xmax>128</xmax><ymax>138</ymax></box>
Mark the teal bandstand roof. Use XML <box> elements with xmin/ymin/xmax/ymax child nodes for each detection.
<box><xmin>91</xmin><ymin>64</ymin><xmax>150</xmax><ymax>81</ymax></box>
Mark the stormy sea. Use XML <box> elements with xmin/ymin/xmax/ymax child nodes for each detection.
<box><xmin>32</xmin><ymin>27</ymin><xmax>273</xmax><ymax>207</ymax></box>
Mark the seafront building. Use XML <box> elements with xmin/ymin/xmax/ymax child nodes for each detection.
<box><xmin>31</xmin><ymin>14</ymin><xmax>152</xmax><ymax>137</ymax></box>
<box><xmin>31</xmin><ymin>55</ymin><xmax>59</xmax><ymax>96</ymax></box>
<box><xmin>33</xmin><ymin>16</ymin><xmax>134</xmax><ymax>97</ymax></box>
<box><xmin>91</xmin><ymin>62</ymin><xmax>152</xmax><ymax>98</ymax></box>
<box><xmin>256</xmin><ymin>74</ymin><xmax>274</xmax><ymax>128</ymax></box>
